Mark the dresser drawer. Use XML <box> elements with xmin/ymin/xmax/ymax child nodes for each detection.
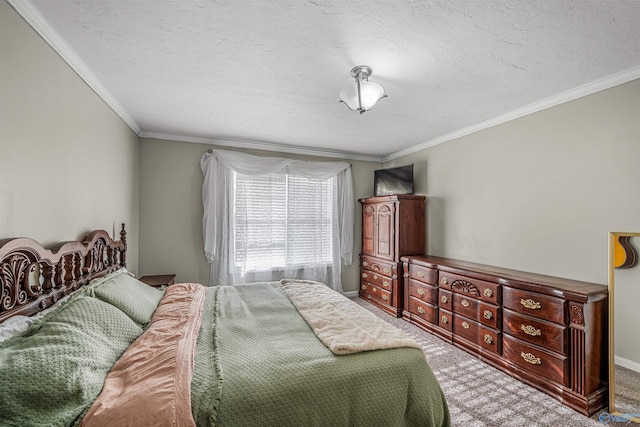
<box><xmin>453</xmin><ymin>315</ymin><xmax>501</xmax><ymax>355</ymax></box>
<box><xmin>503</xmin><ymin>287</ymin><xmax>565</xmax><ymax>324</ymax></box>
<box><xmin>438</xmin><ymin>308</ymin><xmax>453</xmax><ymax>331</ymax></box>
<box><xmin>503</xmin><ymin>309</ymin><xmax>567</xmax><ymax>354</ymax></box>
<box><xmin>361</xmin><ymin>270</ymin><xmax>393</xmax><ymax>292</ymax></box>
<box><xmin>452</xmin><ymin>293</ymin><xmax>501</xmax><ymax>329</ymax></box>
<box><xmin>360</xmin><ymin>281</ymin><xmax>392</xmax><ymax>306</ymax></box>
<box><xmin>438</xmin><ymin>289</ymin><xmax>453</xmax><ymax>311</ymax></box>
<box><xmin>453</xmin><ymin>293</ymin><xmax>480</xmax><ymax>319</ymax></box>
<box><xmin>361</xmin><ymin>256</ymin><xmax>397</xmax><ymax>278</ymax></box>
<box><xmin>408</xmin><ymin>296</ymin><xmax>437</xmax><ymax>324</ymax></box>
<box><xmin>408</xmin><ymin>279</ymin><xmax>437</xmax><ymax>304</ymax></box>
<box><xmin>408</xmin><ymin>264</ymin><xmax>437</xmax><ymax>285</ymax></box>
<box><xmin>438</xmin><ymin>272</ymin><xmax>500</xmax><ymax>305</ymax></box>
<box><xmin>479</xmin><ymin>304</ymin><xmax>501</xmax><ymax>329</ymax></box>
<box><xmin>503</xmin><ymin>335</ymin><xmax>568</xmax><ymax>386</ymax></box>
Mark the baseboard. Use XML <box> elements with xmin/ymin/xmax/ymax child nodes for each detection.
<box><xmin>342</xmin><ymin>291</ymin><xmax>359</xmax><ymax>298</ymax></box>
<box><xmin>615</xmin><ymin>355</ymin><xmax>640</xmax><ymax>373</ymax></box>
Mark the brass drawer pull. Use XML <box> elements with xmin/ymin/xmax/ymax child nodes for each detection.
<box><xmin>417</xmin><ymin>306</ymin><xmax>426</xmax><ymax>314</ymax></box>
<box><xmin>484</xmin><ymin>334</ymin><xmax>493</xmax><ymax>344</ymax></box>
<box><xmin>483</xmin><ymin>288</ymin><xmax>493</xmax><ymax>298</ymax></box>
<box><xmin>382</xmin><ymin>295</ymin><xmax>388</xmax><ymax>301</ymax></box>
<box><xmin>461</xmin><ymin>299</ymin><xmax>470</xmax><ymax>307</ymax></box>
<box><xmin>362</xmin><ymin>261</ymin><xmax>368</xmax><ymax>267</ymax></box>
<box><xmin>520</xmin><ymin>298</ymin><xmax>541</xmax><ymax>309</ymax></box>
<box><xmin>372</xmin><ymin>287</ymin><xmax>377</xmax><ymax>292</ymax></box>
<box><xmin>373</xmin><ymin>274</ymin><xmax>378</xmax><ymax>280</ymax></box>
<box><xmin>461</xmin><ymin>321</ymin><xmax>470</xmax><ymax>329</ymax></box>
<box><xmin>362</xmin><ymin>273</ymin><xmax>368</xmax><ymax>279</ymax></box>
<box><xmin>483</xmin><ymin>310</ymin><xmax>493</xmax><ymax>320</ymax></box>
<box><xmin>521</xmin><ymin>351</ymin><xmax>542</xmax><ymax>365</ymax></box>
<box><xmin>361</xmin><ymin>285</ymin><xmax>367</xmax><ymax>291</ymax></box>
<box><xmin>417</xmin><ymin>271</ymin><xmax>426</xmax><ymax>278</ymax></box>
<box><xmin>382</xmin><ymin>281</ymin><xmax>390</xmax><ymax>288</ymax></box>
<box><xmin>441</xmin><ymin>295</ymin><xmax>448</xmax><ymax>304</ymax></box>
<box><xmin>417</xmin><ymin>288</ymin><xmax>426</xmax><ymax>296</ymax></box>
<box><xmin>383</xmin><ymin>267</ymin><xmax>390</xmax><ymax>274</ymax></box>
<box><xmin>441</xmin><ymin>315</ymin><xmax>448</xmax><ymax>324</ymax></box>
<box><xmin>521</xmin><ymin>324</ymin><xmax>542</xmax><ymax>336</ymax></box>
<box><xmin>440</xmin><ymin>277</ymin><xmax>448</xmax><ymax>285</ymax></box>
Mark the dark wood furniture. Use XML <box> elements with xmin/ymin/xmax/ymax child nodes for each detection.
<box><xmin>0</xmin><ymin>224</ymin><xmax>127</xmax><ymax>322</ymax></box>
<box><xmin>359</xmin><ymin>195</ymin><xmax>425</xmax><ymax>317</ymax></box>
<box><xmin>139</xmin><ymin>274</ymin><xmax>176</xmax><ymax>288</ymax></box>
<box><xmin>401</xmin><ymin>255</ymin><xmax>608</xmax><ymax>416</ymax></box>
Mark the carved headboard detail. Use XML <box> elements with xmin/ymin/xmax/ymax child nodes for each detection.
<box><xmin>0</xmin><ymin>224</ymin><xmax>127</xmax><ymax>322</ymax></box>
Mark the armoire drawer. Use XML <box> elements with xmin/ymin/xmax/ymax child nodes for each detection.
<box><xmin>502</xmin><ymin>334</ymin><xmax>568</xmax><ymax>386</ymax></box>
<box><xmin>360</xmin><ymin>281</ymin><xmax>392</xmax><ymax>306</ymax></box>
<box><xmin>361</xmin><ymin>255</ymin><xmax>397</xmax><ymax>278</ymax></box>
<box><xmin>503</xmin><ymin>286</ymin><xmax>565</xmax><ymax>324</ymax></box>
<box><xmin>503</xmin><ymin>308</ymin><xmax>567</xmax><ymax>354</ymax></box>
<box><xmin>438</xmin><ymin>271</ymin><xmax>500</xmax><ymax>305</ymax></box>
<box><xmin>361</xmin><ymin>270</ymin><xmax>393</xmax><ymax>292</ymax></box>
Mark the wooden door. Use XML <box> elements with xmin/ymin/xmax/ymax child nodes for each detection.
<box><xmin>375</xmin><ymin>202</ymin><xmax>395</xmax><ymax>261</ymax></box>
<box><xmin>361</xmin><ymin>203</ymin><xmax>376</xmax><ymax>257</ymax></box>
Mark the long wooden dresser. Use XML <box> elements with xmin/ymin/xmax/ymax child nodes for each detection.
<box><xmin>401</xmin><ymin>255</ymin><xmax>608</xmax><ymax>416</ymax></box>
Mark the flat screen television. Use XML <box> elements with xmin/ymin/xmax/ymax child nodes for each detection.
<box><xmin>374</xmin><ymin>164</ymin><xmax>414</xmax><ymax>196</ymax></box>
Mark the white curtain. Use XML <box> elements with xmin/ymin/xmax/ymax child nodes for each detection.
<box><xmin>201</xmin><ymin>149</ymin><xmax>354</xmax><ymax>291</ymax></box>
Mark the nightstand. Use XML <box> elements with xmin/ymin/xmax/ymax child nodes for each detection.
<box><xmin>138</xmin><ymin>274</ymin><xmax>176</xmax><ymax>288</ymax></box>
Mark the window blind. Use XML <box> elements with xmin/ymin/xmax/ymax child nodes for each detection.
<box><xmin>233</xmin><ymin>171</ymin><xmax>337</xmax><ymax>275</ymax></box>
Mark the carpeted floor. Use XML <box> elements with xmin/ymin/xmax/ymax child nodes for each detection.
<box><xmin>350</xmin><ymin>297</ymin><xmax>619</xmax><ymax>426</ymax></box>
<box><xmin>615</xmin><ymin>365</ymin><xmax>640</xmax><ymax>416</ymax></box>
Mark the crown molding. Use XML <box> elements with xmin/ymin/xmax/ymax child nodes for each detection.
<box><xmin>383</xmin><ymin>65</ymin><xmax>640</xmax><ymax>162</ymax></box>
<box><xmin>139</xmin><ymin>131</ymin><xmax>384</xmax><ymax>162</ymax></box>
<box><xmin>7</xmin><ymin>0</ymin><xmax>142</xmax><ymax>134</ymax></box>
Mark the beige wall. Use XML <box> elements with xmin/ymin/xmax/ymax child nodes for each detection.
<box><xmin>385</xmin><ymin>79</ymin><xmax>640</xmax><ymax>364</ymax></box>
<box><xmin>0</xmin><ymin>1</ymin><xmax>140</xmax><ymax>271</ymax></box>
<box><xmin>138</xmin><ymin>138</ymin><xmax>380</xmax><ymax>291</ymax></box>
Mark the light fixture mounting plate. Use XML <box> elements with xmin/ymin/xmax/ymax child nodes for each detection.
<box><xmin>350</xmin><ymin>65</ymin><xmax>373</xmax><ymax>79</ymax></box>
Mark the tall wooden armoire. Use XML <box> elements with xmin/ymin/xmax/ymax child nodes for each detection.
<box><xmin>358</xmin><ymin>195</ymin><xmax>426</xmax><ymax>316</ymax></box>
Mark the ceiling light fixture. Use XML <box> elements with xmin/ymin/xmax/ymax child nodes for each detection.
<box><xmin>339</xmin><ymin>65</ymin><xmax>387</xmax><ymax>114</ymax></box>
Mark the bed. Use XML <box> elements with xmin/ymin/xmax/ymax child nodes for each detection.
<box><xmin>0</xmin><ymin>225</ymin><xmax>450</xmax><ymax>426</ymax></box>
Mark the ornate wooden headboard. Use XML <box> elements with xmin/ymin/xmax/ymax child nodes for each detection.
<box><xmin>0</xmin><ymin>224</ymin><xmax>127</xmax><ymax>322</ymax></box>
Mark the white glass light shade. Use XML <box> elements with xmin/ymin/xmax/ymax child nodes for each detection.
<box><xmin>339</xmin><ymin>80</ymin><xmax>386</xmax><ymax>114</ymax></box>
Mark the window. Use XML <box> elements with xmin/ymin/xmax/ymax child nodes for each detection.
<box><xmin>200</xmin><ymin>149</ymin><xmax>353</xmax><ymax>291</ymax></box>
<box><xmin>232</xmin><ymin>171</ymin><xmax>337</xmax><ymax>275</ymax></box>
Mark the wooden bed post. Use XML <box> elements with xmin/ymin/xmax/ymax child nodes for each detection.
<box><xmin>120</xmin><ymin>223</ymin><xmax>127</xmax><ymax>268</ymax></box>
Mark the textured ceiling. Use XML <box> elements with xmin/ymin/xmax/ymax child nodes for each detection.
<box><xmin>13</xmin><ymin>0</ymin><xmax>640</xmax><ymax>160</ymax></box>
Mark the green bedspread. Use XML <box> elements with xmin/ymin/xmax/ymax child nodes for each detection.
<box><xmin>0</xmin><ymin>278</ymin><xmax>449</xmax><ymax>426</ymax></box>
<box><xmin>191</xmin><ymin>282</ymin><xmax>450</xmax><ymax>427</ymax></box>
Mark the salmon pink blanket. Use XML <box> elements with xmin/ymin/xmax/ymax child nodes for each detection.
<box><xmin>81</xmin><ymin>283</ymin><xmax>206</xmax><ymax>427</ymax></box>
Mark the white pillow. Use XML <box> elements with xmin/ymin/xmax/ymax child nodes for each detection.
<box><xmin>0</xmin><ymin>293</ymin><xmax>73</xmax><ymax>343</ymax></box>
<box><xmin>0</xmin><ymin>316</ymin><xmax>34</xmax><ymax>343</ymax></box>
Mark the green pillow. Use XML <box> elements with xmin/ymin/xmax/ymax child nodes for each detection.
<box><xmin>87</xmin><ymin>271</ymin><xmax>164</xmax><ymax>326</ymax></box>
<box><xmin>0</xmin><ymin>295</ymin><xmax>143</xmax><ymax>426</ymax></box>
